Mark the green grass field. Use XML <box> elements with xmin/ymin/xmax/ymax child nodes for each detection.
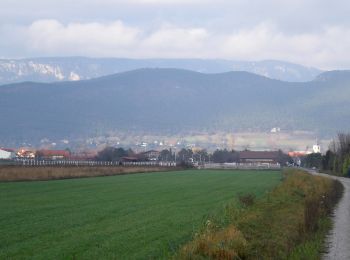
<box><xmin>0</xmin><ymin>169</ymin><xmax>281</xmax><ymax>259</ymax></box>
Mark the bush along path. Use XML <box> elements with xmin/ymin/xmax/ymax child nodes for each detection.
<box><xmin>177</xmin><ymin>169</ymin><xmax>343</xmax><ymax>259</ymax></box>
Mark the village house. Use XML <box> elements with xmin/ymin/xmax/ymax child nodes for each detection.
<box><xmin>121</xmin><ymin>150</ymin><xmax>160</xmax><ymax>162</ymax></box>
<box><xmin>17</xmin><ymin>149</ymin><xmax>36</xmax><ymax>159</ymax></box>
<box><xmin>121</xmin><ymin>156</ymin><xmax>140</xmax><ymax>163</ymax></box>
<box><xmin>140</xmin><ymin>150</ymin><xmax>160</xmax><ymax>161</ymax></box>
<box><xmin>239</xmin><ymin>151</ymin><xmax>280</xmax><ymax>164</ymax></box>
<box><xmin>36</xmin><ymin>150</ymin><xmax>71</xmax><ymax>160</ymax></box>
<box><xmin>0</xmin><ymin>148</ymin><xmax>16</xmax><ymax>160</ymax></box>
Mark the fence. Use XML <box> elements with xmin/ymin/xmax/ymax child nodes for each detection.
<box><xmin>1</xmin><ymin>159</ymin><xmax>177</xmax><ymax>167</ymax></box>
<box><xmin>202</xmin><ymin>162</ymin><xmax>281</xmax><ymax>170</ymax></box>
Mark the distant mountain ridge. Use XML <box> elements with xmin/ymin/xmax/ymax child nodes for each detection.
<box><xmin>314</xmin><ymin>70</ymin><xmax>350</xmax><ymax>82</ymax></box>
<box><xmin>0</xmin><ymin>57</ymin><xmax>322</xmax><ymax>85</ymax></box>
<box><xmin>0</xmin><ymin>68</ymin><xmax>349</xmax><ymax>145</ymax></box>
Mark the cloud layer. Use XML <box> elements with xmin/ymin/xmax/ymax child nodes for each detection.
<box><xmin>2</xmin><ymin>19</ymin><xmax>350</xmax><ymax>69</ymax></box>
<box><xmin>1</xmin><ymin>0</ymin><xmax>350</xmax><ymax>69</ymax></box>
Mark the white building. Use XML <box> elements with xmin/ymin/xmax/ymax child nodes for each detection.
<box><xmin>270</xmin><ymin>127</ymin><xmax>281</xmax><ymax>133</ymax></box>
<box><xmin>0</xmin><ymin>149</ymin><xmax>16</xmax><ymax>159</ymax></box>
<box><xmin>313</xmin><ymin>144</ymin><xmax>321</xmax><ymax>153</ymax></box>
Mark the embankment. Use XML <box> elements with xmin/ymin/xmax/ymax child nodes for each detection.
<box><xmin>178</xmin><ymin>169</ymin><xmax>344</xmax><ymax>259</ymax></box>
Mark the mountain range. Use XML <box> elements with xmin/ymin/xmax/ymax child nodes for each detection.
<box><xmin>1</xmin><ymin>68</ymin><xmax>350</xmax><ymax>145</ymax></box>
<box><xmin>0</xmin><ymin>57</ymin><xmax>322</xmax><ymax>85</ymax></box>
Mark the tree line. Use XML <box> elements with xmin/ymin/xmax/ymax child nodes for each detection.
<box><xmin>96</xmin><ymin>147</ymin><xmax>291</xmax><ymax>165</ymax></box>
<box><xmin>303</xmin><ymin>133</ymin><xmax>350</xmax><ymax>176</ymax></box>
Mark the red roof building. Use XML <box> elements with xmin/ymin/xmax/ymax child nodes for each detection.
<box><xmin>0</xmin><ymin>148</ymin><xmax>16</xmax><ymax>153</ymax></box>
<box><xmin>36</xmin><ymin>150</ymin><xmax>71</xmax><ymax>160</ymax></box>
<box><xmin>288</xmin><ymin>151</ymin><xmax>311</xmax><ymax>157</ymax></box>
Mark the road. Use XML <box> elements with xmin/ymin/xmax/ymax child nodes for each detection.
<box><xmin>308</xmin><ymin>170</ymin><xmax>350</xmax><ymax>259</ymax></box>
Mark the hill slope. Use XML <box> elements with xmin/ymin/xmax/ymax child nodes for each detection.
<box><xmin>0</xmin><ymin>69</ymin><xmax>349</xmax><ymax>143</ymax></box>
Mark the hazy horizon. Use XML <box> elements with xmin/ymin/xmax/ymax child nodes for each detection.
<box><xmin>0</xmin><ymin>56</ymin><xmax>325</xmax><ymax>71</ymax></box>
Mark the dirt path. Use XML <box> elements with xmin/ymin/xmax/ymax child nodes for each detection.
<box><xmin>309</xmin><ymin>170</ymin><xmax>350</xmax><ymax>259</ymax></box>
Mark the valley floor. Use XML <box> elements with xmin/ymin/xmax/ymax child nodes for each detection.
<box><xmin>0</xmin><ymin>170</ymin><xmax>281</xmax><ymax>259</ymax></box>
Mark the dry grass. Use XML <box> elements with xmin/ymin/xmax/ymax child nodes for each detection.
<box><xmin>179</xmin><ymin>225</ymin><xmax>247</xmax><ymax>260</ymax></box>
<box><xmin>177</xmin><ymin>169</ymin><xmax>344</xmax><ymax>260</ymax></box>
<box><xmin>0</xmin><ymin>166</ymin><xmax>182</xmax><ymax>181</ymax></box>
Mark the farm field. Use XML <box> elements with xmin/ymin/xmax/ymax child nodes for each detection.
<box><xmin>0</xmin><ymin>169</ymin><xmax>281</xmax><ymax>259</ymax></box>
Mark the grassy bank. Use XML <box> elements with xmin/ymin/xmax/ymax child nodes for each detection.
<box><xmin>179</xmin><ymin>169</ymin><xmax>343</xmax><ymax>259</ymax></box>
<box><xmin>0</xmin><ymin>165</ymin><xmax>184</xmax><ymax>181</ymax></box>
<box><xmin>0</xmin><ymin>170</ymin><xmax>281</xmax><ymax>259</ymax></box>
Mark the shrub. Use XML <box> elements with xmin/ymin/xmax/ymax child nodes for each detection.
<box><xmin>238</xmin><ymin>193</ymin><xmax>256</xmax><ymax>207</ymax></box>
<box><xmin>178</xmin><ymin>225</ymin><xmax>247</xmax><ymax>260</ymax></box>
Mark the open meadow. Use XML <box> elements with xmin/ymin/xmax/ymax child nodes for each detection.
<box><xmin>0</xmin><ymin>169</ymin><xmax>281</xmax><ymax>259</ymax></box>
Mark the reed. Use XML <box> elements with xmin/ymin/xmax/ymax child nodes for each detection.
<box><xmin>0</xmin><ymin>165</ymin><xmax>182</xmax><ymax>181</ymax></box>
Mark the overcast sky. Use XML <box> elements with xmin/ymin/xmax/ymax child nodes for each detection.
<box><xmin>1</xmin><ymin>0</ymin><xmax>350</xmax><ymax>69</ymax></box>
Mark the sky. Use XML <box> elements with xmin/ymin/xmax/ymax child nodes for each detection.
<box><xmin>1</xmin><ymin>0</ymin><xmax>350</xmax><ymax>69</ymax></box>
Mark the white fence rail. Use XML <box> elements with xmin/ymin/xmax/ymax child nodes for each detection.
<box><xmin>1</xmin><ymin>159</ymin><xmax>177</xmax><ymax>167</ymax></box>
<box><xmin>202</xmin><ymin>162</ymin><xmax>281</xmax><ymax>170</ymax></box>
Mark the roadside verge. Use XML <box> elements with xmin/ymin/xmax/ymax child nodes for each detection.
<box><xmin>177</xmin><ymin>169</ymin><xmax>343</xmax><ymax>259</ymax></box>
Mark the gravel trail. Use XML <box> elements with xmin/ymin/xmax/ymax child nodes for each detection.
<box><xmin>309</xmin><ymin>170</ymin><xmax>350</xmax><ymax>260</ymax></box>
